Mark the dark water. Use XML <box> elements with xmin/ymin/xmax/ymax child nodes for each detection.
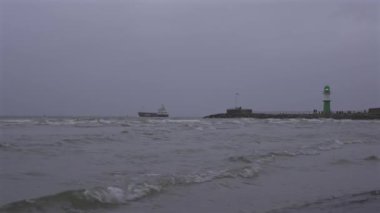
<box><xmin>0</xmin><ymin>117</ymin><xmax>379</xmax><ymax>212</ymax></box>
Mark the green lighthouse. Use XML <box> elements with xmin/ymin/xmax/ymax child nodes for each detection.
<box><xmin>323</xmin><ymin>85</ymin><xmax>331</xmax><ymax>114</ymax></box>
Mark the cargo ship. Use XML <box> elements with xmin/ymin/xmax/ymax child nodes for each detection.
<box><xmin>138</xmin><ymin>105</ymin><xmax>169</xmax><ymax>117</ymax></box>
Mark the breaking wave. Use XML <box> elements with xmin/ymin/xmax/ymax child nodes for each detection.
<box><xmin>0</xmin><ymin>165</ymin><xmax>261</xmax><ymax>212</ymax></box>
<box><xmin>0</xmin><ymin>187</ymin><xmax>124</xmax><ymax>213</ymax></box>
<box><xmin>227</xmin><ymin>138</ymin><xmax>366</xmax><ymax>165</ymax></box>
<box><xmin>0</xmin><ymin>184</ymin><xmax>162</xmax><ymax>212</ymax></box>
<box><xmin>0</xmin><ymin>117</ymin><xmax>133</xmax><ymax>128</ymax></box>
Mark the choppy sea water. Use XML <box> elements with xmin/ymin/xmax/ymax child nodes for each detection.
<box><xmin>0</xmin><ymin>117</ymin><xmax>379</xmax><ymax>213</ymax></box>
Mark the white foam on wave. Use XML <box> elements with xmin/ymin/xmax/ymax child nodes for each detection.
<box><xmin>233</xmin><ymin>138</ymin><xmax>365</xmax><ymax>168</ymax></box>
<box><xmin>83</xmin><ymin>183</ymin><xmax>163</xmax><ymax>203</ymax></box>
<box><xmin>167</xmin><ymin>119</ymin><xmax>202</xmax><ymax>124</ymax></box>
<box><xmin>97</xmin><ymin>119</ymin><xmax>113</xmax><ymax>124</ymax></box>
<box><xmin>334</xmin><ymin>119</ymin><xmax>353</xmax><ymax>123</ymax></box>
<box><xmin>231</xmin><ymin>119</ymin><xmax>244</xmax><ymax>124</ymax></box>
<box><xmin>301</xmin><ymin>118</ymin><xmax>324</xmax><ymax>123</ymax></box>
<box><xmin>125</xmin><ymin>183</ymin><xmax>162</xmax><ymax>200</ymax></box>
<box><xmin>267</xmin><ymin>119</ymin><xmax>300</xmax><ymax>124</ymax></box>
<box><xmin>196</xmin><ymin>126</ymin><xmax>204</xmax><ymax>131</ymax></box>
<box><xmin>0</xmin><ymin>119</ymin><xmax>35</xmax><ymax>126</ymax></box>
<box><xmin>317</xmin><ymin>139</ymin><xmax>344</xmax><ymax>151</ymax></box>
<box><xmin>84</xmin><ymin>186</ymin><xmax>126</xmax><ymax>204</ymax></box>
<box><xmin>238</xmin><ymin>166</ymin><xmax>260</xmax><ymax>178</ymax></box>
<box><xmin>171</xmin><ymin>165</ymin><xmax>261</xmax><ymax>184</ymax></box>
<box><xmin>183</xmin><ymin>170</ymin><xmax>231</xmax><ymax>183</ymax></box>
<box><xmin>314</xmin><ymin>139</ymin><xmax>364</xmax><ymax>152</ymax></box>
<box><xmin>82</xmin><ymin>165</ymin><xmax>263</xmax><ymax>205</ymax></box>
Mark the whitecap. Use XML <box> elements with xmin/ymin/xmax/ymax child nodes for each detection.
<box><xmin>125</xmin><ymin>183</ymin><xmax>162</xmax><ymax>200</ymax></box>
<box><xmin>83</xmin><ymin>186</ymin><xmax>126</xmax><ymax>204</ymax></box>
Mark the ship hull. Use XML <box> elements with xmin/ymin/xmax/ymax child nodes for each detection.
<box><xmin>138</xmin><ymin>112</ymin><xmax>169</xmax><ymax>117</ymax></box>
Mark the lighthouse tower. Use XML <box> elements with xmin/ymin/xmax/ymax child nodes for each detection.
<box><xmin>323</xmin><ymin>85</ymin><xmax>331</xmax><ymax>114</ymax></box>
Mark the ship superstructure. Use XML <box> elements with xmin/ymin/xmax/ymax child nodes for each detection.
<box><xmin>138</xmin><ymin>105</ymin><xmax>169</xmax><ymax>117</ymax></box>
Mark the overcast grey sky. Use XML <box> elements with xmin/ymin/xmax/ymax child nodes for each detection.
<box><xmin>1</xmin><ymin>0</ymin><xmax>379</xmax><ymax>116</ymax></box>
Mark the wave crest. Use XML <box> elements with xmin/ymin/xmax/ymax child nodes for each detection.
<box><xmin>83</xmin><ymin>186</ymin><xmax>126</xmax><ymax>203</ymax></box>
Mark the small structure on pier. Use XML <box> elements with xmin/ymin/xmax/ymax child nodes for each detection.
<box><xmin>226</xmin><ymin>92</ymin><xmax>253</xmax><ymax>117</ymax></box>
<box><xmin>368</xmin><ymin>108</ymin><xmax>380</xmax><ymax>115</ymax></box>
<box><xmin>226</xmin><ymin>107</ymin><xmax>253</xmax><ymax>116</ymax></box>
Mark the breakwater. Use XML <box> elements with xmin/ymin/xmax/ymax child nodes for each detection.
<box><xmin>204</xmin><ymin>109</ymin><xmax>380</xmax><ymax>120</ymax></box>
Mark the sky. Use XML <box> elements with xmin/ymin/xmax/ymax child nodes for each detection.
<box><xmin>1</xmin><ymin>0</ymin><xmax>379</xmax><ymax>117</ymax></box>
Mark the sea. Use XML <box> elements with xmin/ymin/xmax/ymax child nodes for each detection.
<box><xmin>0</xmin><ymin>117</ymin><xmax>379</xmax><ymax>213</ymax></box>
